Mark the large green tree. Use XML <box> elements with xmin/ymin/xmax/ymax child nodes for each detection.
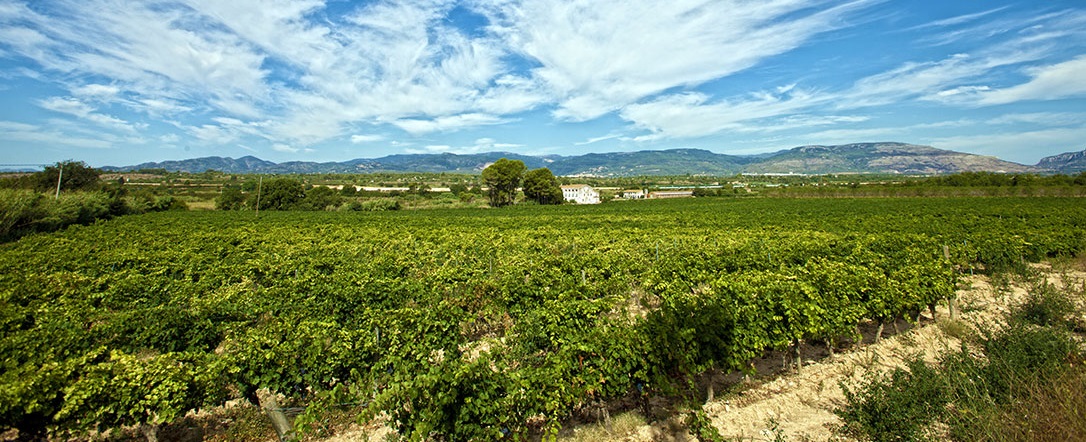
<box><xmin>481</xmin><ymin>158</ymin><xmax>526</xmax><ymax>207</ymax></box>
<box><xmin>301</xmin><ymin>186</ymin><xmax>343</xmax><ymax>210</ymax></box>
<box><xmin>522</xmin><ymin>168</ymin><xmax>563</xmax><ymax>205</ymax></box>
<box><xmin>257</xmin><ymin>178</ymin><xmax>305</xmax><ymax>210</ymax></box>
<box><xmin>35</xmin><ymin>161</ymin><xmax>101</xmax><ymax>193</ymax></box>
<box><xmin>216</xmin><ymin>187</ymin><xmax>247</xmax><ymax>210</ymax></box>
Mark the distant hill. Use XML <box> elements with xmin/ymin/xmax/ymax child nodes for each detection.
<box><xmin>746</xmin><ymin>142</ymin><xmax>1036</xmax><ymax>175</ymax></box>
<box><xmin>1035</xmin><ymin>149</ymin><xmax>1086</xmax><ymax>173</ymax></box>
<box><xmin>103</xmin><ymin>142</ymin><xmax>1053</xmax><ymax>176</ymax></box>
<box><xmin>548</xmin><ymin>148</ymin><xmax>750</xmax><ymax>176</ymax></box>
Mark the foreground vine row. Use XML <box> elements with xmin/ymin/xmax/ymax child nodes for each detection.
<box><xmin>1</xmin><ymin>197</ymin><xmax>1084</xmax><ymax>439</ymax></box>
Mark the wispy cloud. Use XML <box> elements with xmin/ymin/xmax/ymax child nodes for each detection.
<box><xmin>0</xmin><ymin>119</ymin><xmax>114</xmax><ymax>149</ymax></box>
<box><xmin>575</xmin><ymin>133</ymin><xmax>623</xmax><ymax>146</ymax></box>
<box><xmin>976</xmin><ymin>56</ymin><xmax>1086</xmax><ymax>105</ymax></box>
<box><xmin>405</xmin><ymin>137</ymin><xmax>522</xmax><ymax>154</ymax></box>
<box><xmin>475</xmin><ymin>0</ymin><xmax>878</xmax><ymax>121</ymax></box>
<box><xmin>617</xmin><ymin>7</ymin><xmax>1085</xmax><ymax>143</ymax></box>
<box><xmin>350</xmin><ymin>134</ymin><xmax>385</xmax><ymax>144</ymax></box>
<box><xmin>391</xmin><ymin>113</ymin><xmax>510</xmax><ymax>135</ymax></box>
<box><xmin>37</xmin><ymin>96</ymin><xmax>141</xmax><ymax>133</ymax></box>
<box><xmin>907</xmin><ymin>6</ymin><xmax>1011</xmax><ymax>31</ymax></box>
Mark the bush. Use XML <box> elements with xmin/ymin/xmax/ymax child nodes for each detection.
<box><xmin>0</xmin><ymin>189</ymin><xmax>45</xmax><ymax>239</ymax></box>
<box><xmin>346</xmin><ymin>199</ymin><xmax>400</xmax><ymax>212</ymax></box>
<box><xmin>1013</xmin><ymin>283</ymin><xmax>1077</xmax><ymax>330</ymax></box>
<box><xmin>836</xmin><ymin>358</ymin><xmax>948</xmax><ymax>442</ymax></box>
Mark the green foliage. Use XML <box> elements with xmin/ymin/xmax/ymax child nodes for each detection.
<box><xmin>0</xmin><ymin>189</ymin><xmax>115</xmax><ymax>241</ymax></box>
<box><xmin>346</xmin><ymin>199</ymin><xmax>401</xmax><ymax>211</ymax></box>
<box><xmin>1012</xmin><ymin>282</ymin><xmax>1077</xmax><ymax>329</ymax></box>
<box><xmin>35</xmin><ymin>161</ymin><xmax>102</xmax><ymax>193</ymax></box>
<box><xmin>1</xmin><ymin>197</ymin><xmax>1084</xmax><ymax>439</ymax></box>
<box><xmin>55</xmin><ymin>350</ymin><xmax>226</xmax><ymax>435</ymax></box>
<box><xmin>481</xmin><ymin>158</ymin><xmax>526</xmax><ymax>207</ymax></box>
<box><xmin>301</xmin><ymin>186</ymin><xmax>343</xmax><ymax>210</ymax></box>
<box><xmin>258</xmin><ymin>178</ymin><xmax>305</xmax><ymax>210</ymax></box>
<box><xmin>217</xmin><ymin>187</ymin><xmax>247</xmax><ymax>210</ymax></box>
<box><xmin>523</xmin><ymin>168</ymin><xmax>564</xmax><ymax>205</ymax></box>
<box><xmin>837</xmin><ymin>358</ymin><xmax>948</xmax><ymax>442</ymax></box>
<box><xmin>686</xmin><ymin>408</ymin><xmax>726</xmax><ymax>442</ymax></box>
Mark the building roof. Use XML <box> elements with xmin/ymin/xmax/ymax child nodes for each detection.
<box><xmin>560</xmin><ymin>184</ymin><xmax>591</xmax><ymax>189</ymax></box>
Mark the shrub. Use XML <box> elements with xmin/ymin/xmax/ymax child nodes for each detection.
<box><xmin>836</xmin><ymin>358</ymin><xmax>948</xmax><ymax>442</ymax></box>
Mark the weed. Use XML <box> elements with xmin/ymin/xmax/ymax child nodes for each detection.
<box><xmin>1013</xmin><ymin>282</ymin><xmax>1077</xmax><ymax>329</ymax></box>
<box><xmin>936</xmin><ymin>318</ymin><xmax>972</xmax><ymax>342</ymax></box>
<box><xmin>836</xmin><ymin>358</ymin><xmax>947</xmax><ymax>442</ymax></box>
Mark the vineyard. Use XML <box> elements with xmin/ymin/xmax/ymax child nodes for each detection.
<box><xmin>2</xmin><ymin>197</ymin><xmax>1085</xmax><ymax>440</ymax></box>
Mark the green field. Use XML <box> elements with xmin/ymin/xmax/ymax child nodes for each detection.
<box><xmin>2</xmin><ymin>197</ymin><xmax>1085</xmax><ymax>440</ymax></box>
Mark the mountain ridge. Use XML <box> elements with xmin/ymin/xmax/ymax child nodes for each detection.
<box><xmin>102</xmin><ymin>142</ymin><xmax>1086</xmax><ymax>176</ymax></box>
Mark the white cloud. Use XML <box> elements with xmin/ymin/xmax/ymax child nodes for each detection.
<box><xmin>575</xmin><ymin>133</ymin><xmax>622</xmax><ymax>146</ymax></box>
<box><xmin>847</xmin><ymin>50</ymin><xmax>1047</xmax><ymax>108</ymax></box>
<box><xmin>391</xmin><ymin>113</ymin><xmax>509</xmax><ymax>135</ymax></box>
<box><xmin>4</xmin><ymin>0</ymin><xmax>271</xmax><ymax>122</ymax></box>
<box><xmin>350</xmin><ymin>134</ymin><xmax>384</xmax><ymax>144</ymax></box>
<box><xmin>134</xmin><ymin>98</ymin><xmax>193</xmax><ymax>116</ymax></box>
<box><xmin>406</xmin><ymin>137</ymin><xmax>523</xmax><ymax>154</ymax></box>
<box><xmin>0</xmin><ymin>119</ymin><xmax>113</xmax><ymax>149</ymax></box>
<box><xmin>986</xmin><ymin>112</ymin><xmax>1086</xmax><ymax>126</ymax></box>
<box><xmin>978</xmin><ymin>56</ymin><xmax>1086</xmax><ymax>105</ymax></box>
<box><xmin>71</xmin><ymin>84</ymin><xmax>119</xmax><ymax>101</ymax></box>
<box><xmin>620</xmin><ymin>88</ymin><xmax>828</xmax><ymax>141</ymax></box>
<box><xmin>272</xmin><ymin>143</ymin><xmax>299</xmax><ymax>153</ymax></box>
<box><xmin>478</xmin><ymin>0</ymin><xmax>876</xmax><ymax>121</ymax></box>
<box><xmin>37</xmin><ymin>96</ymin><xmax>140</xmax><ymax>133</ymax></box>
<box><xmin>935</xmin><ymin>85</ymin><xmax>991</xmax><ymax>98</ymax></box>
<box><xmin>910</xmin><ymin>6</ymin><xmax>1011</xmax><ymax>30</ymax></box>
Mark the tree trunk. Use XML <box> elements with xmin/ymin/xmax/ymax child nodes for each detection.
<box><xmin>875</xmin><ymin>321</ymin><xmax>885</xmax><ymax>343</ymax></box>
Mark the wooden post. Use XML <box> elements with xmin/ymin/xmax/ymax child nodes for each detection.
<box><xmin>793</xmin><ymin>339</ymin><xmax>802</xmax><ymax>374</ymax></box>
<box><xmin>255</xmin><ymin>176</ymin><xmax>263</xmax><ymax>217</ymax></box>
<box><xmin>257</xmin><ymin>389</ymin><xmax>294</xmax><ymax>441</ymax></box>
<box><xmin>55</xmin><ymin>164</ymin><xmax>63</xmax><ymax>199</ymax></box>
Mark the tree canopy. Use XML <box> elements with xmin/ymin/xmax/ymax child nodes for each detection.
<box><xmin>35</xmin><ymin>161</ymin><xmax>101</xmax><ymax>193</ymax></box>
<box><xmin>523</xmin><ymin>168</ymin><xmax>563</xmax><ymax>205</ymax></box>
<box><xmin>258</xmin><ymin>178</ymin><xmax>306</xmax><ymax>210</ymax></box>
<box><xmin>481</xmin><ymin>158</ymin><xmax>526</xmax><ymax>207</ymax></box>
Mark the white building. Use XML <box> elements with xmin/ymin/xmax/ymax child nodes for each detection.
<box><xmin>561</xmin><ymin>184</ymin><xmax>601</xmax><ymax>204</ymax></box>
<box><xmin>622</xmin><ymin>189</ymin><xmax>646</xmax><ymax>199</ymax></box>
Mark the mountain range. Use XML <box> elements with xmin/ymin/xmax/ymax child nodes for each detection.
<box><xmin>103</xmin><ymin>142</ymin><xmax>1086</xmax><ymax>176</ymax></box>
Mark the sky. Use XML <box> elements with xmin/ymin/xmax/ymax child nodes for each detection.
<box><xmin>1</xmin><ymin>0</ymin><xmax>1085</xmax><ymax>168</ymax></box>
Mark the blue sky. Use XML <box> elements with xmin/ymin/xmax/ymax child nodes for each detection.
<box><xmin>1</xmin><ymin>0</ymin><xmax>1085</xmax><ymax>167</ymax></box>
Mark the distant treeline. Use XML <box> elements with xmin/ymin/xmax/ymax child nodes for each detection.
<box><xmin>0</xmin><ymin>161</ymin><xmax>186</xmax><ymax>241</ymax></box>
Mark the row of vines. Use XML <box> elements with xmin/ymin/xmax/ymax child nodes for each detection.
<box><xmin>2</xmin><ymin>197</ymin><xmax>1085</xmax><ymax>440</ymax></box>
